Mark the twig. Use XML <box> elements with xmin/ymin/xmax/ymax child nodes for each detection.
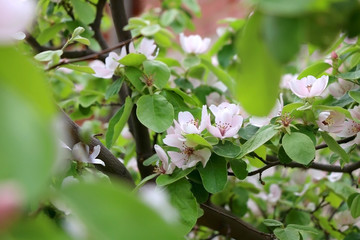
<box><xmin>90</xmin><ymin>0</ymin><xmax>108</xmax><ymax>50</ymax></box>
<box><xmin>46</xmin><ymin>36</ymin><xmax>140</xmax><ymax>71</ymax></box>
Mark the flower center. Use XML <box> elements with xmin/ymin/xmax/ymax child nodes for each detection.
<box><xmin>306</xmin><ymin>84</ymin><xmax>312</xmax><ymax>92</ymax></box>
<box><xmin>216</xmin><ymin>120</ymin><xmax>231</xmax><ymax>136</ymax></box>
<box><xmin>322</xmin><ymin>115</ymin><xmax>334</xmax><ymax>126</ymax></box>
<box><xmin>188</xmin><ymin>119</ymin><xmax>199</xmax><ymax>128</ymax></box>
<box><xmin>183</xmin><ymin>147</ymin><xmax>195</xmax><ymax>156</ymax></box>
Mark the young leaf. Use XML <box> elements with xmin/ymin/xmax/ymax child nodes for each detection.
<box><xmin>185</xmin><ymin>134</ymin><xmax>212</xmax><ymax>148</ymax></box>
<box><xmin>320</xmin><ymin>132</ymin><xmax>349</xmax><ymax>165</ymax></box>
<box><xmin>350</xmin><ymin>194</ymin><xmax>360</xmax><ymax>218</ymax></box>
<box><xmin>198</xmin><ymin>154</ymin><xmax>227</xmax><ymax>194</ymax></box>
<box><xmin>156</xmin><ymin>167</ymin><xmax>194</xmax><ymax>186</ymax></box>
<box><xmin>70</xmin><ymin>0</ymin><xmax>95</xmax><ymax>24</ymax></box>
<box><xmin>274</xmin><ymin>227</ymin><xmax>300</xmax><ymax>240</ymax></box>
<box><xmin>263</xmin><ymin>219</ymin><xmax>284</xmax><ymax>227</ymax></box>
<box><xmin>105</xmin><ymin>77</ymin><xmax>124</xmax><ymax>100</ymax></box>
<box><xmin>349</xmin><ymin>90</ymin><xmax>360</xmax><ymax>104</ymax></box>
<box><xmin>141</xmin><ymin>24</ymin><xmax>161</xmax><ymax>36</ymax></box>
<box><xmin>105</xmin><ymin>97</ymin><xmax>133</xmax><ymax>148</ymax></box>
<box><xmin>136</xmin><ymin>94</ymin><xmax>174</xmax><ymax>133</ymax></box>
<box><xmin>61</xmin><ymin>64</ymin><xmax>95</xmax><ymax>74</ymax></box>
<box><xmin>34</xmin><ymin>50</ymin><xmax>63</xmax><ymax>62</ymax></box>
<box><xmin>282</xmin><ymin>132</ymin><xmax>315</xmax><ymax>165</ymax></box>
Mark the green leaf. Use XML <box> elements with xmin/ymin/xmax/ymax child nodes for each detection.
<box><xmin>136</xmin><ymin>94</ymin><xmax>174</xmax><ymax>133</ymax></box>
<box><xmin>61</xmin><ymin>64</ymin><xmax>95</xmax><ymax>74</ymax></box>
<box><xmin>200</xmin><ymin>57</ymin><xmax>234</xmax><ymax>90</ymax></box>
<box><xmin>119</xmin><ymin>53</ymin><xmax>147</xmax><ymax>67</ymax></box>
<box><xmin>297</xmin><ymin>62</ymin><xmax>331</xmax><ymax>79</ymax></box>
<box><xmin>229</xmin><ymin>159</ymin><xmax>248</xmax><ymax>180</ymax></box>
<box><xmin>164</xmin><ymin>88</ymin><xmax>199</xmax><ymax>106</ymax></box>
<box><xmin>143</xmin><ymin>60</ymin><xmax>170</xmax><ymax>89</ymax></box>
<box><xmin>235</xmin><ymin>13</ymin><xmax>282</xmax><ymax>116</ymax></box>
<box><xmin>185</xmin><ymin>134</ymin><xmax>212</xmax><ymax>148</ymax></box>
<box><xmin>349</xmin><ymin>90</ymin><xmax>360</xmax><ymax>103</ymax></box>
<box><xmin>78</xmin><ymin>94</ymin><xmax>98</xmax><ymax>107</ymax></box>
<box><xmin>347</xmin><ymin>193</ymin><xmax>359</xmax><ymax>208</ymax></box>
<box><xmin>274</xmin><ymin>227</ymin><xmax>300</xmax><ymax>240</ymax></box>
<box><xmin>285</xmin><ymin>209</ymin><xmax>311</xmax><ymax>225</ymax></box>
<box><xmin>320</xmin><ymin>132</ymin><xmax>349</xmax><ymax>166</ymax></box>
<box><xmin>337</xmin><ymin>70</ymin><xmax>360</xmax><ymax>80</ymax></box>
<box><xmin>263</xmin><ymin>16</ymin><xmax>303</xmax><ymax>63</ymax></box>
<box><xmin>287</xmin><ymin>224</ymin><xmax>319</xmax><ymax>235</ymax></box>
<box><xmin>105</xmin><ymin>77</ymin><xmax>124</xmax><ymax>100</ymax></box>
<box><xmin>105</xmin><ymin>97</ymin><xmax>133</xmax><ymax>148</ymax></box>
<box><xmin>263</xmin><ymin>219</ymin><xmax>284</xmax><ymax>227</ymax></box>
<box><xmin>34</xmin><ymin>50</ymin><xmax>63</xmax><ymax>62</ymax></box>
<box><xmin>238</xmin><ymin>125</ymin><xmax>278</xmax><ymax>159</ymax></box>
<box><xmin>183</xmin><ymin>55</ymin><xmax>200</xmax><ymax>68</ymax></box>
<box><xmin>166</xmin><ymin>178</ymin><xmax>200</xmax><ymax>234</ymax></box>
<box><xmin>141</xmin><ymin>24</ymin><xmax>161</xmax><ymax>36</ymax></box>
<box><xmin>156</xmin><ymin>167</ymin><xmax>194</xmax><ymax>186</ymax></box>
<box><xmin>350</xmin><ymin>194</ymin><xmax>360</xmax><ymax>218</ymax></box>
<box><xmin>72</xmin><ymin>35</ymin><xmax>90</xmax><ymax>46</ymax></box>
<box><xmin>198</xmin><ymin>154</ymin><xmax>227</xmax><ymax>194</ymax></box>
<box><xmin>156</xmin><ymin>57</ymin><xmax>181</xmax><ymax>67</ymax></box>
<box><xmin>282</xmin><ymin>132</ymin><xmax>315</xmax><ymax>165</ymax></box>
<box><xmin>143</xmin><ymin>154</ymin><xmax>160</xmax><ymax>166</ymax></box>
<box><xmin>213</xmin><ymin>141</ymin><xmax>241</xmax><ymax>158</ymax></box>
<box><xmin>36</xmin><ymin>23</ymin><xmax>66</xmax><ymax>45</ymax></box>
<box><xmin>61</xmin><ymin>182</ymin><xmax>182</xmax><ymax>240</ymax></box>
<box><xmin>70</xmin><ymin>0</ymin><xmax>95</xmax><ymax>24</ymax></box>
<box><xmin>160</xmin><ymin>9</ymin><xmax>179</xmax><ymax>26</ymax></box>
<box><xmin>72</xmin><ymin>26</ymin><xmax>85</xmax><ymax>37</ymax></box>
<box><xmin>124</xmin><ymin>66</ymin><xmax>145</xmax><ymax>92</ymax></box>
<box><xmin>182</xmin><ymin>0</ymin><xmax>201</xmax><ymax>16</ymax></box>
<box><xmin>134</xmin><ymin>173</ymin><xmax>159</xmax><ymax>192</ymax></box>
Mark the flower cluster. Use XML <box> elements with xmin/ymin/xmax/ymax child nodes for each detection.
<box><xmin>90</xmin><ymin>38</ymin><xmax>158</xmax><ymax>79</ymax></box>
<box><xmin>155</xmin><ymin>103</ymin><xmax>244</xmax><ymax>174</ymax></box>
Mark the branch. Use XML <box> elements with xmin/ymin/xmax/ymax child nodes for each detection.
<box><xmin>25</xmin><ymin>34</ymin><xmax>96</xmax><ymax>58</ymax></box>
<box><xmin>90</xmin><ymin>0</ymin><xmax>108</xmax><ymax>50</ymax></box>
<box><xmin>59</xmin><ymin>109</ymin><xmax>135</xmax><ymax>186</ymax></box>
<box><xmin>46</xmin><ymin>36</ymin><xmax>140</xmax><ymax>71</ymax></box>
<box><xmin>198</xmin><ymin>203</ymin><xmax>274</xmax><ymax>240</ymax></box>
<box><xmin>109</xmin><ymin>0</ymin><xmax>154</xmax><ymax>179</ymax></box>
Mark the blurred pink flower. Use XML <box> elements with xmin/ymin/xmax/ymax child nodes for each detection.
<box><xmin>317</xmin><ymin>111</ymin><xmax>345</xmax><ymax>133</ymax></box>
<box><xmin>89</xmin><ymin>60</ymin><xmax>114</xmax><ymax>79</ymax></box>
<box><xmin>0</xmin><ymin>0</ymin><xmax>35</xmax><ymax>43</ymax></box>
<box><xmin>337</xmin><ymin>106</ymin><xmax>360</xmax><ymax>137</ymax></box>
<box><xmin>154</xmin><ymin>144</ymin><xmax>175</xmax><ymax>174</ymax></box>
<box><xmin>208</xmin><ymin>102</ymin><xmax>243</xmax><ymax>139</ymax></box>
<box><xmin>328</xmin><ymin>78</ymin><xmax>357</xmax><ymax>99</ymax></box>
<box><xmin>289</xmin><ymin>75</ymin><xmax>328</xmax><ymax>98</ymax></box>
<box><xmin>250</xmin><ymin>94</ymin><xmax>283</xmax><ymax>127</ymax></box>
<box><xmin>0</xmin><ymin>182</ymin><xmax>23</xmax><ymax>230</ymax></box>
<box><xmin>180</xmin><ymin>33</ymin><xmax>211</xmax><ymax>54</ymax></box>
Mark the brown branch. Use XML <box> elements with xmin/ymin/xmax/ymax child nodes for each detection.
<box><xmin>198</xmin><ymin>203</ymin><xmax>275</xmax><ymax>240</ymax></box>
<box><xmin>109</xmin><ymin>0</ymin><xmax>154</xmax><ymax>179</ymax></box>
<box><xmin>90</xmin><ymin>0</ymin><xmax>108</xmax><ymax>50</ymax></box>
<box><xmin>315</xmin><ymin>135</ymin><xmax>356</xmax><ymax>150</ymax></box>
<box><xmin>59</xmin><ymin>109</ymin><xmax>135</xmax><ymax>186</ymax></box>
<box><xmin>45</xmin><ymin>36</ymin><xmax>140</xmax><ymax>71</ymax></box>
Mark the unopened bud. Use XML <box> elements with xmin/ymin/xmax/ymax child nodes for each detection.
<box><xmin>331</xmin><ymin>51</ymin><xmax>338</xmax><ymax>60</ymax></box>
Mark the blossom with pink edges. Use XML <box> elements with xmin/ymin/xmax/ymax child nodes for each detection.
<box><xmin>316</xmin><ymin>111</ymin><xmax>345</xmax><ymax>133</ymax></box>
<box><xmin>177</xmin><ymin>105</ymin><xmax>210</xmax><ymax>134</ymax></box>
<box><xmin>207</xmin><ymin>102</ymin><xmax>243</xmax><ymax>139</ymax></box>
<box><xmin>154</xmin><ymin>144</ymin><xmax>175</xmax><ymax>174</ymax></box>
<box><xmin>289</xmin><ymin>75</ymin><xmax>328</xmax><ymax>98</ymax></box>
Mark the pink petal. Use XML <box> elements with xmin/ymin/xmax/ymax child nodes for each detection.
<box><xmin>163</xmin><ymin>134</ymin><xmax>184</xmax><ymax>149</ymax></box>
<box><xmin>154</xmin><ymin>144</ymin><xmax>169</xmax><ymax>170</ymax></box>
<box><xmin>168</xmin><ymin>151</ymin><xmax>186</xmax><ymax>168</ymax></box>
<box><xmin>207</xmin><ymin>125</ymin><xmax>222</xmax><ymax>138</ymax></box>
<box><xmin>309</xmin><ymin>75</ymin><xmax>328</xmax><ymax>97</ymax></box>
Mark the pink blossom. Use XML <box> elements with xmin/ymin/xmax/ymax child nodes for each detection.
<box><xmin>337</xmin><ymin>106</ymin><xmax>360</xmax><ymax>137</ymax></box>
<box><xmin>289</xmin><ymin>75</ymin><xmax>328</xmax><ymax>98</ymax></box>
<box><xmin>178</xmin><ymin>106</ymin><xmax>210</xmax><ymax>134</ymax></box>
<box><xmin>0</xmin><ymin>0</ymin><xmax>35</xmax><ymax>43</ymax></box>
<box><xmin>0</xmin><ymin>182</ymin><xmax>23</xmax><ymax>230</ymax></box>
<box><xmin>89</xmin><ymin>60</ymin><xmax>114</xmax><ymax>79</ymax></box>
<box><xmin>207</xmin><ymin>102</ymin><xmax>243</xmax><ymax>139</ymax></box>
<box><xmin>72</xmin><ymin>143</ymin><xmax>105</xmax><ymax>166</ymax></box>
<box><xmin>154</xmin><ymin>145</ymin><xmax>175</xmax><ymax>174</ymax></box>
<box><xmin>250</xmin><ymin>94</ymin><xmax>283</xmax><ymax>127</ymax></box>
<box><xmin>138</xmin><ymin>38</ymin><xmax>158</xmax><ymax>60</ymax></box>
<box><xmin>163</xmin><ymin>135</ymin><xmax>211</xmax><ymax>169</ymax></box>
<box><xmin>316</xmin><ymin>111</ymin><xmax>345</xmax><ymax>133</ymax></box>
<box><xmin>328</xmin><ymin>78</ymin><xmax>357</xmax><ymax>99</ymax></box>
<box><xmin>180</xmin><ymin>33</ymin><xmax>211</xmax><ymax>54</ymax></box>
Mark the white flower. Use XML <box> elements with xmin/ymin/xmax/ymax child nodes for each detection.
<box><xmin>180</xmin><ymin>33</ymin><xmax>211</xmax><ymax>54</ymax></box>
<box><xmin>289</xmin><ymin>75</ymin><xmax>328</xmax><ymax>98</ymax></box>
<box><xmin>89</xmin><ymin>60</ymin><xmax>114</xmax><ymax>79</ymax></box>
<box><xmin>72</xmin><ymin>143</ymin><xmax>105</xmax><ymax>166</ymax></box>
<box><xmin>177</xmin><ymin>105</ymin><xmax>210</xmax><ymax>134</ymax></box>
<box><xmin>138</xmin><ymin>38</ymin><xmax>159</xmax><ymax>60</ymax></box>
<box><xmin>154</xmin><ymin>145</ymin><xmax>175</xmax><ymax>174</ymax></box>
<box><xmin>327</xmin><ymin>172</ymin><xmax>343</xmax><ymax>182</ymax></box>
<box><xmin>138</xmin><ymin>185</ymin><xmax>178</xmax><ymax>223</ymax></box>
<box><xmin>0</xmin><ymin>0</ymin><xmax>35</xmax><ymax>43</ymax></box>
